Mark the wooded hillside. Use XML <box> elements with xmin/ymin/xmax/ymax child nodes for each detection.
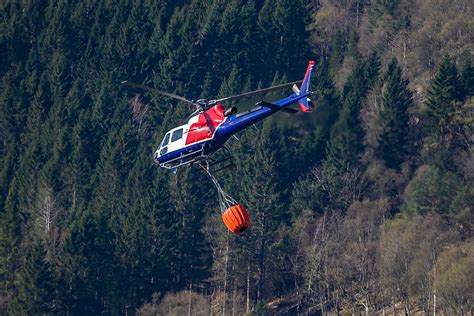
<box><xmin>1</xmin><ymin>0</ymin><xmax>473</xmax><ymax>314</ymax></box>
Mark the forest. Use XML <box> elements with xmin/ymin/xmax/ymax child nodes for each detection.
<box><xmin>0</xmin><ymin>0</ymin><xmax>473</xmax><ymax>315</ymax></box>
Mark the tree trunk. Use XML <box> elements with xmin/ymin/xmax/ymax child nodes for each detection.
<box><xmin>365</xmin><ymin>294</ymin><xmax>369</xmax><ymax>316</ymax></box>
<box><xmin>433</xmin><ymin>262</ymin><xmax>437</xmax><ymax>316</ymax></box>
<box><xmin>392</xmin><ymin>297</ymin><xmax>395</xmax><ymax>316</ymax></box>
<box><xmin>246</xmin><ymin>263</ymin><xmax>250</xmax><ymax>314</ymax></box>
<box><xmin>356</xmin><ymin>0</ymin><xmax>360</xmax><ymax>28</ymax></box>
<box><xmin>257</xmin><ymin>199</ymin><xmax>267</xmax><ymax>301</ymax></box>
<box><xmin>188</xmin><ymin>283</ymin><xmax>192</xmax><ymax>316</ymax></box>
<box><xmin>223</xmin><ymin>239</ymin><xmax>230</xmax><ymax>316</ymax></box>
<box><xmin>405</xmin><ymin>297</ymin><xmax>411</xmax><ymax>316</ymax></box>
<box><xmin>232</xmin><ymin>264</ymin><xmax>236</xmax><ymax>316</ymax></box>
<box><xmin>320</xmin><ymin>282</ymin><xmax>325</xmax><ymax>316</ymax></box>
<box><xmin>381</xmin><ymin>292</ymin><xmax>385</xmax><ymax>316</ymax></box>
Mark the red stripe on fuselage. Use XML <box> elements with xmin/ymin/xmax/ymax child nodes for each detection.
<box><xmin>185</xmin><ymin>104</ymin><xmax>225</xmax><ymax>145</ymax></box>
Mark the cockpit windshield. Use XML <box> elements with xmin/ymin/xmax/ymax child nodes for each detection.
<box><xmin>161</xmin><ymin>133</ymin><xmax>170</xmax><ymax>148</ymax></box>
<box><xmin>171</xmin><ymin>128</ymin><xmax>183</xmax><ymax>142</ymax></box>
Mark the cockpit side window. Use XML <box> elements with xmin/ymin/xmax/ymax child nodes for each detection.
<box><xmin>161</xmin><ymin>133</ymin><xmax>170</xmax><ymax>147</ymax></box>
<box><xmin>171</xmin><ymin>128</ymin><xmax>183</xmax><ymax>142</ymax></box>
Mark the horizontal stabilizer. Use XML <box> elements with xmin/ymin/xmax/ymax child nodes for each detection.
<box><xmin>257</xmin><ymin>101</ymin><xmax>279</xmax><ymax>110</ymax></box>
<box><xmin>257</xmin><ymin>101</ymin><xmax>298</xmax><ymax>114</ymax></box>
<box><xmin>281</xmin><ymin>108</ymin><xmax>297</xmax><ymax>114</ymax></box>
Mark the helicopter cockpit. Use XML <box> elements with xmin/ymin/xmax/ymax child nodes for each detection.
<box><xmin>158</xmin><ymin>132</ymin><xmax>170</xmax><ymax>156</ymax></box>
<box><xmin>155</xmin><ymin>125</ymin><xmax>188</xmax><ymax>161</ymax></box>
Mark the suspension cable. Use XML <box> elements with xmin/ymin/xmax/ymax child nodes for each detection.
<box><xmin>203</xmin><ymin>162</ymin><xmax>237</xmax><ymax>213</ymax></box>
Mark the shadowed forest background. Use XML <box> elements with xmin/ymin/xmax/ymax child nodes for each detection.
<box><xmin>1</xmin><ymin>0</ymin><xmax>473</xmax><ymax>314</ymax></box>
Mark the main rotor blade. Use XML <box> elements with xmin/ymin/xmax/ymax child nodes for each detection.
<box><xmin>214</xmin><ymin>80</ymin><xmax>303</xmax><ymax>103</ymax></box>
<box><xmin>122</xmin><ymin>80</ymin><xmax>196</xmax><ymax>106</ymax></box>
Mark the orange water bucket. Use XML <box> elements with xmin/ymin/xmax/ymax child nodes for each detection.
<box><xmin>221</xmin><ymin>204</ymin><xmax>251</xmax><ymax>234</ymax></box>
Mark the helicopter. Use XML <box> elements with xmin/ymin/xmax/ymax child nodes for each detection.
<box><xmin>123</xmin><ymin>60</ymin><xmax>315</xmax><ymax>172</ymax></box>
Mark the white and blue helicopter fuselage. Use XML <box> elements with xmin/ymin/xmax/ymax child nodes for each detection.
<box><xmin>154</xmin><ymin>60</ymin><xmax>315</xmax><ymax>170</ymax></box>
<box><xmin>155</xmin><ymin>92</ymin><xmax>312</xmax><ymax>170</ymax></box>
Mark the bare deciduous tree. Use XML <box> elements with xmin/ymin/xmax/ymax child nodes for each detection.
<box><xmin>130</xmin><ymin>94</ymin><xmax>150</xmax><ymax>138</ymax></box>
<box><xmin>35</xmin><ymin>185</ymin><xmax>58</xmax><ymax>235</ymax></box>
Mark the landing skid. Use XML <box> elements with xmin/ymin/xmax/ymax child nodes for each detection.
<box><xmin>198</xmin><ymin>146</ymin><xmax>235</xmax><ymax>174</ymax></box>
<box><xmin>161</xmin><ymin>144</ymin><xmax>234</xmax><ymax>173</ymax></box>
<box><xmin>159</xmin><ymin>144</ymin><xmax>208</xmax><ymax>170</ymax></box>
<box><xmin>207</xmin><ymin>146</ymin><xmax>235</xmax><ymax>173</ymax></box>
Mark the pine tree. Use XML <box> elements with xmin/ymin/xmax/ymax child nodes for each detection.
<box><xmin>112</xmin><ymin>150</ymin><xmax>178</xmax><ymax>312</ymax></box>
<box><xmin>376</xmin><ymin>58</ymin><xmax>413</xmax><ymax>169</ymax></box>
<box><xmin>239</xmin><ymin>120</ymin><xmax>290</xmax><ymax>302</ymax></box>
<box><xmin>11</xmin><ymin>242</ymin><xmax>55</xmax><ymax>314</ymax></box>
<box><xmin>168</xmin><ymin>167</ymin><xmax>212</xmax><ymax>291</ymax></box>
<box><xmin>365</xmin><ymin>51</ymin><xmax>381</xmax><ymax>88</ymax></box>
<box><xmin>347</xmin><ymin>29</ymin><xmax>360</xmax><ymax>59</ymax></box>
<box><xmin>61</xmin><ymin>120</ymin><xmax>91</xmax><ymax>212</ymax></box>
<box><xmin>369</xmin><ymin>0</ymin><xmax>401</xmax><ymax>28</ymax></box>
<box><xmin>459</xmin><ymin>60</ymin><xmax>474</xmax><ymax>98</ymax></box>
<box><xmin>257</xmin><ymin>0</ymin><xmax>309</xmax><ymax>80</ymax></box>
<box><xmin>425</xmin><ymin>55</ymin><xmax>462</xmax><ymax>136</ymax></box>
<box><xmin>146</xmin><ymin>164</ymin><xmax>178</xmax><ymax>293</ymax></box>
<box><xmin>300</xmin><ymin>62</ymin><xmax>341</xmax><ymax>167</ymax></box>
<box><xmin>424</xmin><ymin>55</ymin><xmax>464</xmax><ymax>166</ymax></box>
<box><xmin>238</xmin><ymin>0</ymin><xmax>259</xmax><ymax>77</ymax></box>
<box><xmin>0</xmin><ymin>177</ymin><xmax>21</xmax><ymax>301</ymax></box>
<box><xmin>63</xmin><ymin>199</ymin><xmax>123</xmax><ymax>313</ymax></box>
<box><xmin>0</xmin><ymin>145</ymin><xmax>15</xmax><ymax>211</ymax></box>
<box><xmin>55</xmin><ymin>210</ymin><xmax>103</xmax><ymax>314</ymax></box>
<box><xmin>327</xmin><ymin>64</ymin><xmax>367</xmax><ymax>169</ymax></box>
<box><xmin>218</xmin><ymin>65</ymin><xmax>242</xmax><ymax>101</ymax></box>
<box><xmin>217</xmin><ymin>0</ymin><xmax>242</xmax><ymax>67</ymax></box>
<box><xmin>329</xmin><ymin>30</ymin><xmax>346</xmax><ymax>73</ymax></box>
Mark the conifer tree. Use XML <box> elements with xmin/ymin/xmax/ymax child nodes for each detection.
<box><xmin>298</xmin><ymin>62</ymin><xmax>341</xmax><ymax>167</ymax></box>
<box><xmin>61</xmin><ymin>120</ymin><xmax>91</xmax><ymax>211</ymax></box>
<box><xmin>112</xmin><ymin>150</ymin><xmax>178</xmax><ymax>312</ymax></box>
<box><xmin>0</xmin><ymin>147</ymin><xmax>15</xmax><ymax>211</ymax></box>
<box><xmin>218</xmin><ymin>65</ymin><xmax>243</xmax><ymax>100</ymax></box>
<box><xmin>329</xmin><ymin>30</ymin><xmax>346</xmax><ymax>74</ymax></box>
<box><xmin>146</xmin><ymin>164</ymin><xmax>178</xmax><ymax>293</ymax></box>
<box><xmin>55</xmin><ymin>210</ymin><xmax>106</xmax><ymax>314</ymax></box>
<box><xmin>11</xmin><ymin>242</ymin><xmax>55</xmax><ymax>315</ymax></box>
<box><xmin>460</xmin><ymin>60</ymin><xmax>474</xmax><ymax>98</ymax></box>
<box><xmin>425</xmin><ymin>55</ymin><xmax>462</xmax><ymax>133</ymax></box>
<box><xmin>239</xmin><ymin>120</ymin><xmax>290</xmax><ymax>302</ymax></box>
<box><xmin>327</xmin><ymin>64</ymin><xmax>367</xmax><ymax>169</ymax></box>
<box><xmin>168</xmin><ymin>167</ymin><xmax>212</xmax><ymax>290</ymax></box>
<box><xmin>347</xmin><ymin>30</ymin><xmax>360</xmax><ymax>59</ymax></box>
<box><xmin>376</xmin><ymin>58</ymin><xmax>413</xmax><ymax>169</ymax></box>
<box><xmin>217</xmin><ymin>0</ymin><xmax>243</xmax><ymax>68</ymax></box>
<box><xmin>369</xmin><ymin>0</ymin><xmax>400</xmax><ymax>28</ymax></box>
<box><xmin>114</xmin><ymin>168</ymin><xmax>152</xmax><ymax>311</ymax></box>
<box><xmin>424</xmin><ymin>55</ymin><xmax>464</xmax><ymax>166</ymax></box>
<box><xmin>257</xmin><ymin>0</ymin><xmax>309</xmax><ymax>80</ymax></box>
<box><xmin>238</xmin><ymin>0</ymin><xmax>259</xmax><ymax>77</ymax></box>
<box><xmin>314</xmin><ymin>63</ymin><xmax>340</xmax><ymax>145</ymax></box>
<box><xmin>0</xmin><ymin>177</ymin><xmax>21</xmax><ymax>299</ymax></box>
<box><xmin>365</xmin><ymin>51</ymin><xmax>381</xmax><ymax>88</ymax></box>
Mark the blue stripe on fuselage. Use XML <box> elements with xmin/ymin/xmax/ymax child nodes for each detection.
<box><xmin>215</xmin><ymin>93</ymin><xmax>310</xmax><ymax>138</ymax></box>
